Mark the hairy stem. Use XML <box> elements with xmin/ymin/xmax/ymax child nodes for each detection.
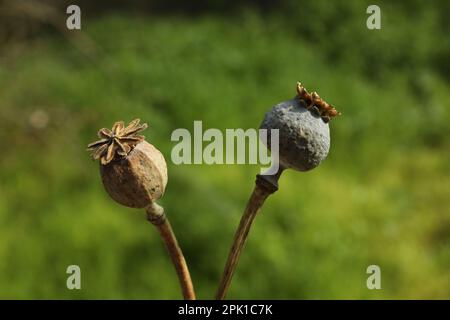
<box><xmin>147</xmin><ymin>202</ymin><xmax>196</xmax><ymax>300</ymax></box>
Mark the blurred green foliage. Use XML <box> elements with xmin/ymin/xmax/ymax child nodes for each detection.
<box><xmin>0</xmin><ymin>1</ymin><xmax>449</xmax><ymax>299</ymax></box>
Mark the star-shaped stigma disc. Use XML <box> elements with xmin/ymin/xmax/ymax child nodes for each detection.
<box><xmin>87</xmin><ymin>119</ymin><xmax>148</xmax><ymax>165</ymax></box>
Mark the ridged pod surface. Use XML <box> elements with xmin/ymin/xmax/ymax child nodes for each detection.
<box><xmin>100</xmin><ymin>140</ymin><xmax>168</xmax><ymax>208</ymax></box>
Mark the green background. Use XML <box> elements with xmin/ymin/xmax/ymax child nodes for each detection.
<box><xmin>0</xmin><ymin>0</ymin><xmax>449</xmax><ymax>299</ymax></box>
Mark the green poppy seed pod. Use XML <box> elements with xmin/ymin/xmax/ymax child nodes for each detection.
<box><xmin>100</xmin><ymin>140</ymin><xmax>168</xmax><ymax>208</ymax></box>
<box><xmin>260</xmin><ymin>97</ymin><xmax>330</xmax><ymax>172</ymax></box>
<box><xmin>217</xmin><ymin>85</ymin><xmax>339</xmax><ymax>300</ymax></box>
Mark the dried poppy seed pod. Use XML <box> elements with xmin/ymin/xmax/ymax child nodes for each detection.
<box><xmin>87</xmin><ymin>119</ymin><xmax>195</xmax><ymax>300</ymax></box>
<box><xmin>100</xmin><ymin>141</ymin><xmax>168</xmax><ymax>208</ymax></box>
<box><xmin>260</xmin><ymin>97</ymin><xmax>330</xmax><ymax>172</ymax></box>
<box><xmin>87</xmin><ymin>119</ymin><xmax>168</xmax><ymax>207</ymax></box>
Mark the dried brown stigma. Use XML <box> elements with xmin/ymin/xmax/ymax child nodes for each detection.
<box><xmin>296</xmin><ymin>82</ymin><xmax>341</xmax><ymax>123</ymax></box>
<box><xmin>87</xmin><ymin>118</ymin><xmax>148</xmax><ymax>165</ymax></box>
<box><xmin>296</xmin><ymin>82</ymin><xmax>312</xmax><ymax>107</ymax></box>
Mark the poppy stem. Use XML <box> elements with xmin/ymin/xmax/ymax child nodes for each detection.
<box><xmin>216</xmin><ymin>168</ymin><xmax>283</xmax><ymax>300</ymax></box>
<box><xmin>147</xmin><ymin>202</ymin><xmax>196</xmax><ymax>300</ymax></box>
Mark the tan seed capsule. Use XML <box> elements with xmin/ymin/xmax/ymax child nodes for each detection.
<box><xmin>100</xmin><ymin>140</ymin><xmax>168</xmax><ymax>208</ymax></box>
<box><xmin>87</xmin><ymin>119</ymin><xmax>168</xmax><ymax>208</ymax></box>
<box><xmin>87</xmin><ymin>119</ymin><xmax>194</xmax><ymax>300</ymax></box>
